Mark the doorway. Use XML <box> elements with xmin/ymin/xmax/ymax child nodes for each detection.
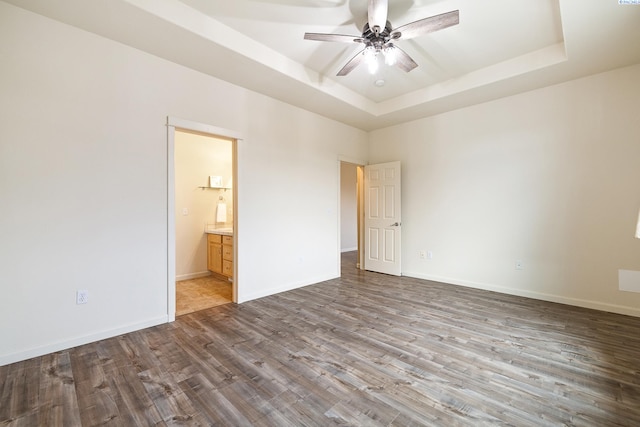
<box><xmin>174</xmin><ymin>130</ymin><xmax>233</xmax><ymax>316</ymax></box>
<box><xmin>339</xmin><ymin>161</ymin><xmax>365</xmax><ymax>272</ymax></box>
<box><xmin>339</xmin><ymin>159</ymin><xmax>403</xmax><ymax>277</ymax></box>
<box><xmin>167</xmin><ymin>117</ymin><xmax>241</xmax><ymax>321</ymax></box>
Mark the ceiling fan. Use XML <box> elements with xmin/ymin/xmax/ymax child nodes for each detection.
<box><xmin>304</xmin><ymin>0</ymin><xmax>459</xmax><ymax>76</ymax></box>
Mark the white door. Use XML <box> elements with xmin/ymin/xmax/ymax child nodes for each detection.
<box><xmin>364</xmin><ymin>161</ymin><xmax>401</xmax><ymax>275</ymax></box>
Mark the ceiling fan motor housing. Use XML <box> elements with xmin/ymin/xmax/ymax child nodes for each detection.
<box><xmin>362</xmin><ymin>21</ymin><xmax>394</xmax><ymax>50</ymax></box>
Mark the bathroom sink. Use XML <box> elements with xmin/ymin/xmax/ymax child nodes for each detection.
<box><xmin>206</xmin><ymin>226</ymin><xmax>233</xmax><ymax>234</ymax></box>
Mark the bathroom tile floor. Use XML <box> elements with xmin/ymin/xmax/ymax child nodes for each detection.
<box><xmin>176</xmin><ymin>275</ymin><xmax>232</xmax><ymax>316</ymax></box>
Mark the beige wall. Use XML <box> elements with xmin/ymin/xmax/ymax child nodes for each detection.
<box><xmin>369</xmin><ymin>63</ymin><xmax>640</xmax><ymax>316</ymax></box>
<box><xmin>2</xmin><ymin>0</ymin><xmax>639</xmax><ymax>366</ymax></box>
<box><xmin>175</xmin><ymin>131</ymin><xmax>232</xmax><ymax>280</ymax></box>
<box><xmin>0</xmin><ymin>3</ymin><xmax>368</xmax><ymax>365</ymax></box>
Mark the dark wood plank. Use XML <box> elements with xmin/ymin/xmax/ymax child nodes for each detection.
<box><xmin>2</xmin><ymin>251</ymin><xmax>640</xmax><ymax>426</ymax></box>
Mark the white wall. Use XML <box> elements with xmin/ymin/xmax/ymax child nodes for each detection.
<box><xmin>236</xmin><ymin>96</ymin><xmax>368</xmax><ymax>301</ymax></box>
<box><xmin>340</xmin><ymin>162</ymin><xmax>358</xmax><ymax>252</ymax></box>
<box><xmin>369</xmin><ymin>64</ymin><xmax>640</xmax><ymax>316</ymax></box>
<box><xmin>0</xmin><ymin>3</ymin><xmax>368</xmax><ymax>365</ymax></box>
<box><xmin>175</xmin><ymin>131</ymin><xmax>232</xmax><ymax>280</ymax></box>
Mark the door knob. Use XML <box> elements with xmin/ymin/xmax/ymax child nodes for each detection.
<box><xmin>390</xmin><ymin>222</ymin><xmax>401</xmax><ymax>227</ymax></box>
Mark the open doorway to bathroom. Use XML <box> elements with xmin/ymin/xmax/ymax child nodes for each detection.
<box><xmin>174</xmin><ymin>129</ymin><xmax>234</xmax><ymax>316</ymax></box>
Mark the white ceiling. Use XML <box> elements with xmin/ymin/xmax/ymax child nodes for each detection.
<box><xmin>4</xmin><ymin>0</ymin><xmax>640</xmax><ymax>130</ymax></box>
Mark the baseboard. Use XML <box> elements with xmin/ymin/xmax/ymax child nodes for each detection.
<box><xmin>341</xmin><ymin>247</ymin><xmax>357</xmax><ymax>253</ymax></box>
<box><xmin>0</xmin><ymin>315</ymin><xmax>169</xmax><ymax>367</ymax></box>
<box><xmin>176</xmin><ymin>271</ymin><xmax>210</xmax><ymax>282</ymax></box>
<box><xmin>402</xmin><ymin>270</ymin><xmax>640</xmax><ymax>318</ymax></box>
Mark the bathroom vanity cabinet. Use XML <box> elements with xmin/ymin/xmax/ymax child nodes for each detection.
<box><xmin>207</xmin><ymin>233</ymin><xmax>233</xmax><ymax>279</ymax></box>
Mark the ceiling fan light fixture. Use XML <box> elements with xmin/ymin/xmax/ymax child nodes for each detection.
<box><xmin>367</xmin><ymin>58</ymin><xmax>379</xmax><ymax>74</ymax></box>
<box><xmin>364</xmin><ymin>45</ymin><xmax>379</xmax><ymax>74</ymax></box>
<box><xmin>383</xmin><ymin>44</ymin><xmax>397</xmax><ymax>66</ymax></box>
<box><xmin>303</xmin><ymin>0</ymin><xmax>460</xmax><ymax>77</ymax></box>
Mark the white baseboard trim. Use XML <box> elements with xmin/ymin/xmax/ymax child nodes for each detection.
<box><xmin>341</xmin><ymin>247</ymin><xmax>357</xmax><ymax>253</ymax></box>
<box><xmin>403</xmin><ymin>270</ymin><xmax>640</xmax><ymax>318</ymax></box>
<box><xmin>176</xmin><ymin>271</ymin><xmax>210</xmax><ymax>282</ymax></box>
<box><xmin>0</xmin><ymin>315</ymin><xmax>169</xmax><ymax>367</ymax></box>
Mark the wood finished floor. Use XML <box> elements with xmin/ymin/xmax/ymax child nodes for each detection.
<box><xmin>2</xmin><ymin>252</ymin><xmax>640</xmax><ymax>426</ymax></box>
<box><xmin>176</xmin><ymin>276</ymin><xmax>232</xmax><ymax>317</ymax></box>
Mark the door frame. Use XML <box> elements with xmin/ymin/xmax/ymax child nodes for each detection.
<box><xmin>167</xmin><ymin>117</ymin><xmax>243</xmax><ymax>321</ymax></box>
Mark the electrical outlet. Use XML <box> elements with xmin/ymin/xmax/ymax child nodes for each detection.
<box><xmin>515</xmin><ymin>260</ymin><xmax>523</xmax><ymax>270</ymax></box>
<box><xmin>76</xmin><ymin>290</ymin><xmax>89</xmax><ymax>304</ymax></box>
<box><xmin>419</xmin><ymin>250</ymin><xmax>426</xmax><ymax>259</ymax></box>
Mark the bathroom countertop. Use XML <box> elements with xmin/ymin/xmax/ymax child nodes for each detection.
<box><xmin>205</xmin><ymin>227</ymin><xmax>233</xmax><ymax>236</ymax></box>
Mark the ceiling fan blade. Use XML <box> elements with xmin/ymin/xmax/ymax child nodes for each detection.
<box><xmin>304</xmin><ymin>33</ymin><xmax>363</xmax><ymax>43</ymax></box>
<box><xmin>368</xmin><ymin>0</ymin><xmax>388</xmax><ymax>33</ymax></box>
<box><xmin>337</xmin><ymin>49</ymin><xmax>366</xmax><ymax>76</ymax></box>
<box><xmin>391</xmin><ymin>10</ymin><xmax>459</xmax><ymax>40</ymax></box>
<box><xmin>253</xmin><ymin>0</ymin><xmax>345</xmax><ymax>6</ymax></box>
<box><xmin>392</xmin><ymin>45</ymin><xmax>418</xmax><ymax>73</ymax></box>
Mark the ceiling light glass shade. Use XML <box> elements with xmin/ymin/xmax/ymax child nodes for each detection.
<box><xmin>383</xmin><ymin>45</ymin><xmax>397</xmax><ymax>66</ymax></box>
<box><xmin>364</xmin><ymin>46</ymin><xmax>379</xmax><ymax>74</ymax></box>
<box><xmin>368</xmin><ymin>60</ymin><xmax>379</xmax><ymax>74</ymax></box>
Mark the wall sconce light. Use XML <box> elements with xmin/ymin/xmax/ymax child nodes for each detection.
<box><xmin>636</xmin><ymin>209</ymin><xmax>640</xmax><ymax>239</ymax></box>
